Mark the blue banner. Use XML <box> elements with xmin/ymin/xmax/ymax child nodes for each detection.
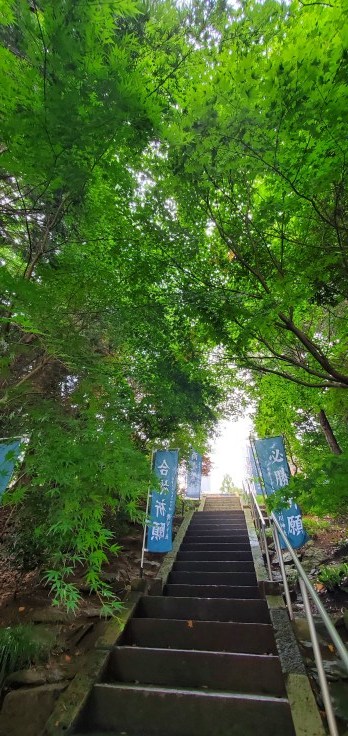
<box><xmin>246</xmin><ymin>444</ymin><xmax>263</xmax><ymax>495</ymax></box>
<box><xmin>253</xmin><ymin>436</ymin><xmax>308</xmax><ymax>549</ymax></box>
<box><xmin>147</xmin><ymin>450</ymin><xmax>179</xmax><ymax>553</ymax></box>
<box><xmin>253</xmin><ymin>437</ymin><xmax>289</xmax><ymax>496</ymax></box>
<box><xmin>186</xmin><ymin>450</ymin><xmax>202</xmax><ymax>499</ymax></box>
<box><xmin>0</xmin><ymin>440</ymin><xmax>22</xmax><ymax>499</ymax></box>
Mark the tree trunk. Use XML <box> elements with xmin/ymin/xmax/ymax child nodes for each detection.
<box><xmin>318</xmin><ymin>409</ymin><xmax>342</xmax><ymax>455</ymax></box>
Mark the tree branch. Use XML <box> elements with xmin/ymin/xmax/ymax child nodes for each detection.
<box><xmin>239</xmin><ymin>361</ymin><xmax>346</xmax><ymax>389</ymax></box>
<box><xmin>278</xmin><ymin>312</ymin><xmax>348</xmax><ymax>385</ymax></box>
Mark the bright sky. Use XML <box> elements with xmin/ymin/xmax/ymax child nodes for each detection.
<box><xmin>209</xmin><ymin>415</ymin><xmax>253</xmax><ymax>492</ymax></box>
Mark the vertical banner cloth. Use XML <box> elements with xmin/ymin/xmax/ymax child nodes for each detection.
<box><xmin>186</xmin><ymin>450</ymin><xmax>202</xmax><ymax>499</ymax></box>
<box><xmin>147</xmin><ymin>450</ymin><xmax>179</xmax><ymax>553</ymax></box>
<box><xmin>0</xmin><ymin>440</ymin><xmax>21</xmax><ymax>499</ymax></box>
<box><xmin>253</xmin><ymin>436</ymin><xmax>308</xmax><ymax>550</ymax></box>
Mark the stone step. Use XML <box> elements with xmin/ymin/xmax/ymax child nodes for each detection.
<box><xmin>192</xmin><ymin>517</ymin><xmax>245</xmax><ymax>522</ymax></box>
<box><xmin>186</xmin><ymin>527</ymin><xmax>248</xmax><ymax>534</ymax></box>
<box><xmin>165</xmin><ymin>584</ymin><xmax>261</xmax><ymax>598</ymax></box>
<box><xmin>203</xmin><ymin>506</ymin><xmax>242</xmax><ymax>510</ymax></box>
<box><xmin>106</xmin><ymin>646</ymin><xmax>286</xmax><ymax>696</ymax></box>
<box><xmin>193</xmin><ymin>510</ymin><xmax>244</xmax><ymax>514</ymax></box>
<box><xmin>203</xmin><ymin>503</ymin><xmax>242</xmax><ymax>506</ymax></box>
<box><xmin>77</xmin><ymin>683</ymin><xmax>295</xmax><ymax>736</ymax></box>
<box><xmin>135</xmin><ymin>596</ymin><xmax>271</xmax><ymax>624</ymax></box>
<box><xmin>190</xmin><ymin>517</ymin><xmax>247</xmax><ymax>522</ymax></box>
<box><xmin>187</xmin><ymin>529</ymin><xmax>248</xmax><ymax>536</ymax></box>
<box><xmin>203</xmin><ymin>498</ymin><xmax>241</xmax><ymax>501</ymax></box>
<box><xmin>177</xmin><ymin>551</ymin><xmax>253</xmax><ymax>561</ymax></box>
<box><xmin>190</xmin><ymin>518</ymin><xmax>247</xmax><ymax>523</ymax></box>
<box><xmin>187</xmin><ymin>529</ymin><xmax>248</xmax><ymax>535</ymax></box>
<box><xmin>182</xmin><ymin>535</ymin><xmax>250</xmax><ymax>544</ymax></box>
<box><xmin>172</xmin><ymin>561</ymin><xmax>255</xmax><ymax>573</ymax></box>
<box><xmin>203</xmin><ymin>503</ymin><xmax>242</xmax><ymax>505</ymax></box>
<box><xmin>186</xmin><ymin>527</ymin><xmax>248</xmax><ymax>533</ymax></box>
<box><xmin>192</xmin><ymin>517</ymin><xmax>245</xmax><ymax>521</ymax></box>
<box><xmin>121</xmin><ymin>618</ymin><xmax>277</xmax><ymax>654</ymax></box>
<box><xmin>180</xmin><ymin>543</ymin><xmax>251</xmax><ymax>551</ymax></box>
<box><xmin>203</xmin><ymin>504</ymin><xmax>242</xmax><ymax>507</ymax></box>
<box><xmin>168</xmin><ymin>571</ymin><xmax>257</xmax><ymax>586</ymax></box>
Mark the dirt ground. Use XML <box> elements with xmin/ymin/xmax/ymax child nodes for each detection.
<box><xmin>301</xmin><ymin>514</ymin><xmax>348</xmax><ymax>614</ymax></box>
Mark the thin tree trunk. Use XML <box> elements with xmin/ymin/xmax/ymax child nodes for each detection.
<box><xmin>318</xmin><ymin>409</ymin><xmax>342</xmax><ymax>455</ymax></box>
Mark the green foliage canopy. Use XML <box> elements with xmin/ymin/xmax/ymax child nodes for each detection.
<box><xmin>0</xmin><ymin>0</ymin><xmax>228</xmax><ymax>609</ymax></box>
<box><xmin>162</xmin><ymin>0</ymin><xmax>348</xmax><ymax>390</ymax></box>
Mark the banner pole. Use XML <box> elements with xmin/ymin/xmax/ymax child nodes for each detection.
<box><xmin>140</xmin><ymin>450</ymin><xmax>154</xmax><ymax>579</ymax></box>
<box><xmin>249</xmin><ymin>435</ymin><xmax>266</xmax><ymax>500</ymax></box>
<box><xmin>282</xmin><ymin>433</ymin><xmax>292</xmax><ymax>477</ymax></box>
<box><xmin>0</xmin><ymin>437</ymin><xmax>23</xmax><ymax>441</ymax></box>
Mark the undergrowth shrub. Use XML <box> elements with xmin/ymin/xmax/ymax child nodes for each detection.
<box><xmin>0</xmin><ymin>625</ymin><xmax>52</xmax><ymax>692</ymax></box>
<box><xmin>318</xmin><ymin>563</ymin><xmax>348</xmax><ymax>591</ymax></box>
<box><xmin>303</xmin><ymin>517</ymin><xmax>331</xmax><ymax>537</ymax></box>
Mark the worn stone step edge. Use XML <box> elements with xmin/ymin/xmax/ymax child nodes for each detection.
<box><xmin>93</xmin><ymin>681</ymin><xmax>290</xmax><ymax>703</ymax></box>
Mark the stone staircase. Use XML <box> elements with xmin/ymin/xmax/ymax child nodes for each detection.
<box><xmin>74</xmin><ymin>496</ymin><xmax>296</xmax><ymax>736</ymax></box>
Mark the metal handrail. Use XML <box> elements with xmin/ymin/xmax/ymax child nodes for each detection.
<box><xmin>252</xmin><ymin>493</ymin><xmax>266</xmax><ymax>525</ymax></box>
<box><xmin>246</xmin><ymin>488</ymin><xmax>348</xmax><ymax>736</ymax></box>
<box><xmin>247</xmin><ymin>486</ymin><xmax>273</xmax><ymax>580</ymax></box>
<box><xmin>271</xmin><ymin>512</ymin><xmax>348</xmax><ymax>671</ymax></box>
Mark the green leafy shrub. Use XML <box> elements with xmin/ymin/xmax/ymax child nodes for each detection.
<box><xmin>176</xmin><ymin>496</ymin><xmax>200</xmax><ymax>514</ymax></box>
<box><xmin>264</xmin><ymin>486</ymin><xmax>295</xmax><ymax>513</ymax></box>
<box><xmin>318</xmin><ymin>563</ymin><xmax>348</xmax><ymax>591</ymax></box>
<box><xmin>3</xmin><ymin>403</ymin><xmax>149</xmax><ymax>613</ymax></box>
<box><xmin>303</xmin><ymin>517</ymin><xmax>331</xmax><ymax>537</ymax></box>
<box><xmin>291</xmin><ymin>454</ymin><xmax>348</xmax><ymax>516</ymax></box>
<box><xmin>0</xmin><ymin>625</ymin><xmax>52</xmax><ymax>692</ymax></box>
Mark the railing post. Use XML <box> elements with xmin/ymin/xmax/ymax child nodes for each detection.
<box><xmin>249</xmin><ymin>488</ymin><xmax>272</xmax><ymax>580</ymax></box>
<box><xmin>299</xmin><ymin>579</ymin><xmax>339</xmax><ymax>736</ymax></box>
<box><xmin>273</xmin><ymin>525</ymin><xmax>294</xmax><ymax>620</ymax></box>
<box><xmin>262</xmin><ymin>526</ymin><xmax>273</xmax><ymax>581</ymax></box>
<box><xmin>140</xmin><ymin>487</ymin><xmax>151</xmax><ymax>578</ymax></box>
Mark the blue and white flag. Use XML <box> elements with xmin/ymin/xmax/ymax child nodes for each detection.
<box><xmin>253</xmin><ymin>436</ymin><xmax>308</xmax><ymax>549</ymax></box>
<box><xmin>186</xmin><ymin>450</ymin><xmax>202</xmax><ymax>499</ymax></box>
<box><xmin>0</xmin><ymin>440</ymin><xmax>22</xmax><ymax>500</ymax></box>
<box><xmin>147</xmin><ymin>450</ymin><xmax>179</xmax><ymax>553</ymax></box>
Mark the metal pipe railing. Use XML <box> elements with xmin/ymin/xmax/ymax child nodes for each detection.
<box><xmin>272</xmin><ymin>520</ymin><xmax>294</xmax><ymax>620</ymax></box>
<box><xmin>271</xmin><ymin>512</ymin><xmax>348</xmax><ymax>671</ymax></box>
<box><xmin>248</xmin><ymin>487</ymin><xmax>273</xmax><ymax>580</ymax></box>
<box><xmin>245</xmin><ymin>486</ymin><xmax>348</xmax><ymax>736</ymax></box>
<box><xmin>300</xmin><ymin>578</ymin><xmax>339</xmax><ymax>736</ymax></box>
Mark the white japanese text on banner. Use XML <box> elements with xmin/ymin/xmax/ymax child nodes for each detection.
<box><xmin>146</xmin><ymin>450</ymin><xmax>179</xmax><ymax>553</ymax></box>
<box><xmin>186</xmin><ymin>450</ymin><xmax>202</xmax><ymax>499</ymax></box>
<box><xmin>252</xmin><ymin>436</ymin><xmax>308</xmax><ymax>550</ymax></box>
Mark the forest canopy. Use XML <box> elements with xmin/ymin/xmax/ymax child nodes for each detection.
<box><xmin>1</xmin><ymin>0</ymin><xmax>347</xmax><ymax>608</ymax></box>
